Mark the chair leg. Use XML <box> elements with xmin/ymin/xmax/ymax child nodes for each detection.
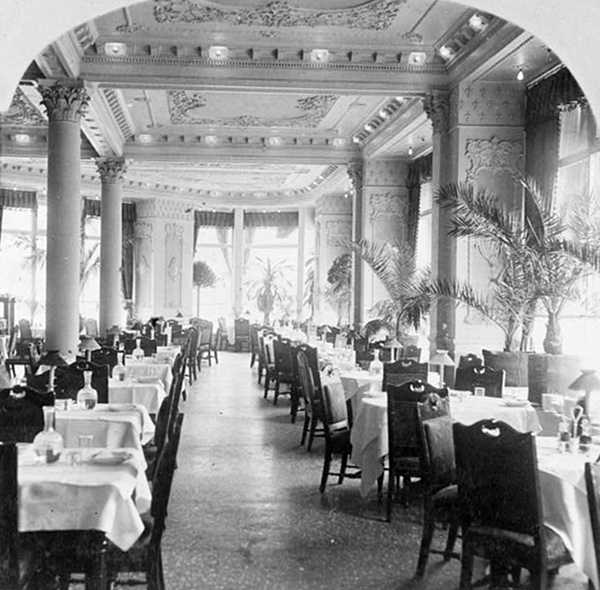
<box><xmin>250</xmin><ymin>352</ymin><xmax>256</xmax><ymax>367</ymax></box>
<box><xmin>307</xmin><ymin>416</ymin><xmax>318</xmax><ymax>452</ymax></box>
<box><xmin>320</xmin><ymin>447</ymin><xmax>332</xmax><ymax>492</ymax></box>
<box><xmin>263</xmin><ymin>374</ymin><xmax>270</xmax><ymax>399</ymax></box>
<box><xmin>444</xmin><ymin>519</ymin><xmax>460</xmax><ymax>561</ymax></box>
<box><xmin>274</xmin><ymin>379</ymin><xmax>280</xmax><ymax>405</ymax></box>
<box><xmin>339</xmin><ymin>451</ymin><xmax>348</xmax><ymax>484</ymax></box>
<box><xmin>459</xmin><ymin>538</ymin><xmax>474</xmax><ymax>590</ymax></box>
<box><xmin>386</xmin><ymin>470</ymin><xmax>395</xmax><ymax>522</ymax></box>
<box><xmin>416</xmin><ymin>504</ymin><xmax>436</xmax><ymax>576</ymax></box>
<box><xmin>300</xmin><ymin>412</ymin><xmax>310</xmax><ymax>446</ymax></box>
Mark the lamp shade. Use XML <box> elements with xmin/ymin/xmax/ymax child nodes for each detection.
<box><xmin>106</xmin><ymin>325</ymin><xmax>121</xmax><ymax>335</ymax></box>
<box><xmin>382</xmin><ymin>337</ymin><xmax>401</xmax><ymax>349</ymax></box>
<box><xmin>429</xmin><ymin>349</ymin><xmax>455</xmax><ymax>367</ymax></box>
<box><xmin>568</xmin><ymin>370</ymin><xmax>600</xmax><ymax>393</ymax></box>
<box><xmin>79</xmin><ymin>336</ymin><xmax>101</xmax><ymax>352</ymax></box>
<box><xmin>37</xmin><ymin>350</ymin><xmax>68</xmax><ymax>368</ymax></box>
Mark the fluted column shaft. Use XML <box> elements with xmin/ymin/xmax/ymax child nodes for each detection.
<box><xmin>96</xmin><ymin>157</ymin><xmax>127</xmax><ymax>334</ymax></box>
<box><xmin>40</xmin><ymin>82</ymin><xmax>89</xmax><ymax>358</ymax></box>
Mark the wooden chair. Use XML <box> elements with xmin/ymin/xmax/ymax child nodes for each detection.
<box><xmin>415</xmin><ymin>394</ymin><xmax>460</xmax><ymax>576</ymax></box>
<box><xmin>0</xmin><ymin>386</ymin><xmax>52</xmax><ymax>443</ymax></box>
<box><xmin>216</xmin><ymin>317</ymin><xmax>229</xmax><ymax>351</ymax></box>
<box><xmin>401</xmin><ymin>344</ymin><xmax>422</xmax><ymax>361</ymax></box>
<box><xmin>5</xmin><ymin>327</ymin><xmax>36</xmax><ymax>379</ymax></box>
<box><xmin>51</xmin><ymin>360</ymin><xmax>109</xmax><ymax>404</ymax></box>
<box><xmin>195</xmin><ymin>320</ymin><xmax>215</xmax><ymax>369</ymax></box>
<box><xmin>233</xmin><ymin>318</ymin><xmax>250</xmax><ymax>352</ymax></box>
<box><xmin>0</xmin><ymin>442</ymin><xmax>41</xmax><ymax>589</ymax></box>
<box><xmin>454</xmin><ymin>365</ymin><xmax>505</xmax><ymax>397</ymax></box>
<box><xmin>296</xmin><ymin>347</ymin><xmax>325</xmax><ymax>452</ymax></box>
<box><xmin>458</xmin><ymin>353</ymin><xmax>483</xmax><ymax>369</ymax></box>
<box><xmin>90</xmin><ymin>346</ymin><xmax>119</xmax><ymax>372</ymax></box>
<box><xmin>454</xmin><ymin>420</ymin><xmax>571</xmax><ymax>590</ymax></box>
<box><xmin>319</xmin><ymin>381</ymin><xmax>359</xmax><ymax>492</ymax></box>
<box><xmin>382</xmin><ymin>359</ymin><xmax>428</xmax><ymax>391</ymax></box>
<box><xmin>107</xmin><ymin>413</ymin><xmax>184</xmax><ymax>590</ymax></box>
<box><xmin>249</xmin><ymin>324</ymin><xmax>260</xmax><ymax>368</ymax></box>
<box><xmin>288</xmin><ymin>341</ymin><xmax>303</xmax><ymax>424</ymax></box>
<box><xmin>272</xmin><ymin>337</ymin><xmax>295</xmax><ymax>407</ymax></box>
<box><xmin>182</xmin><ymin>327</ymin><xmax>199</xmax><ymax>384</ymax></box>
<box><xmin>585</xmin><ymin>461</ymin><xmax>600</xmax><ymax>590</ymax></box>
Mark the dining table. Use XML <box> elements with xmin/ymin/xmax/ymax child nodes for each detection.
<box><xmin>124</xmin><ymin>358</ymin><xmax>173</xmax><ymax>393</ymax></box>
<box><xmin>55</xmin><ymin>403</ymin><xmax>155</xmax><ymax>452</ymax></box>
<box><xmin>108</xmin><ymin>377</ymin><xmax>167</xmax><ymax>414</ymax></box>
<box><xmin>350</xmin><ymin>391</ymin><xmax>541</xmax><ymax>498</ymax></box>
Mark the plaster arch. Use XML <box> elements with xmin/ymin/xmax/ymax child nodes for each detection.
<box><xmin>0</xmin><ymin>0</ymin><xmax>599</xmax><ymax>123</ymax></box>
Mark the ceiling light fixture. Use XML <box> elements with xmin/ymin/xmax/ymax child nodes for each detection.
<box><xmin>332</xmin><ymin>137</ymin><xmax>346</xmax><ymax>147</ymax></box>
<box><xmin>14</xmin><ymin>133</ymin><xmax>30</xmax><ymax>144</ymax></box>
<box><xmin>208</xmin><ymin>46</ymin><xmax>229</xmax><ymax>60</ymax></box>
<box><xmin>310</xmin><ymin>49</ymin><xmax>329</xmax><ymax>63</ymax></box>
<box><xmin>468</xmin><ymin>14</ymin><xmax>486</xmax><ymax>31</ymax></box>
<box><xmin>104</xmin><ymin>42</ymin><xmax>127</xmax><ymax>57</ymax></box>
<box><xmin>204</xmin><ymin>135</ymin><xmax>218</xmax><ymax>144</ymax></box>
<box><xmin>408</xmin><ymin>51</ymin><xmax>426</xmax><ymax>66</ymax></box>
<box><xmin>138</xmin><ymin>134</ymin><xmax>152</xmax><ymax>144</ymax></box>
<box><xmin>438</xmin><ymin>45</ymin><xmax>454</xmax><ymax>60</ymax></box>
<box><xmin>352</xmin><ymin>136</ymin><xmax>361</xmax><ymax>144</ymax></box>
<box><xmin>517</xmin><ymin>68</ymin><xmax>525</xmax><ymax>81</ymax></box>
<box><xmin>408</xmin><ymin>146</ymin><xmax>414</xmax><ymax>156</ymax></box>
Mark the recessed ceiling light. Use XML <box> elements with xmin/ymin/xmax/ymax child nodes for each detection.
<box><xmin>105</xmin><ymin>42</ymin><xmax>127</xmax><ymax>57</ymax></box>
<box><xmin>267</xmin><ymin>137</ymin><xmax>282</xmax><ymax>146</ymax></box>
<box><xmin>14</xmin><ymin>133</ymin><xmax>30</xmax><ymax>144</ymax></box>
<box><xmin>469</xmin><ymin>14</ymin><xmax>486</xmax><ymax>31</ymax></box>
<box><xmin>208</xmin><ymin>46</ymin><xmax>229</xmax><ymax>60</ymax></box>
<box><xmin>138</xmin><ymin>134</ymin><xmax>153</xmax><ymax>144</ymax></box>
<box><xmin>204</xmin><ymin>135</ymin><xmax>218</xmax><ymax>144</ymax></box>
<box><xmin>310</xmin><ymin>49</ymin><xmax>329</xmax><ymax>63</ymax></box>
<box><xmin>408</xmin><ymin>52</ymin><xmax>427</xmax><ymax>66</ymax></box>
<box><xmin>439</xmin><ymin>45</ymin><xmax>454</xmax><ymax>60</ymax></box>
<box><xmin>332</xmin><ymin>137</ymin><xmax>346</xmax><ymax>147</ymax></box>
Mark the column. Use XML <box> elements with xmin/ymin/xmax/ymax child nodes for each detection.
<box><xmin>348</xmin><ymin>161</ymin><xmax>364</xmax><ymax>326</ymax></box>
<box><xmin>40</xmin><ymin>81</ymin><xmax>89</xmax><ymax>358</ymax></box>
<box><xmin>296</xmin><ymin>208</ymin><xmax>307</xmax><ymax>321</ymax></box>
<box><xmin>232</xmin><ymin>208</ymin><xmax>245</xmax><ymax>317</ymax></box>
<box><xmin>96</xmin><ymin>157</ymin><xmax>127</xmax><ymax>334</ymax></box>
<box><xmin>314</xmin><ymin>193</ymin><xmax>352</xmax><ymax>325</ymax></box>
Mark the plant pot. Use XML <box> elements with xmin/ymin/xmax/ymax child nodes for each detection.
<box><xmin>527</xmin><ymin>353</ymin><xmax>582</xmax><ymax>406</ymax></box>
<box><xmin>482</xmin><ymin>350</ymin><xmax>530</xmax><ymax>388</ymax></box>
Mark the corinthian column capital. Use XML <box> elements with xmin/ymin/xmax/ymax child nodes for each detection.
<box><xmin>423</xmin><ymin>90</ymin><xmax>450</xmax><ymax>135</ymax></box>
<box><xmin>39</xmin><ymin>81</ymin><xmax>90</xmax><ymax>123</ymax></box>
<box><xmin>96</xmin><ymin>157</ymin><xmax>128</xmax><ymax>184</ymax></box>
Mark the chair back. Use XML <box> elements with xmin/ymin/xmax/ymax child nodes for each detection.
<box><xmin>417</xmin><ymin>394</ymin><xmax>456</xmax><ymax>493</ymax></box>
<box><xmin>322</xmin><ymin>381</ymin><xmax>350</xmax><ymax>437</ymax></box>
<box><xmin>453</xmin><ymin>419</ymin><xmax>544</xmax><ymax>546</ymax></box>
<box><xmin>297</xmin><ymin>344</ymin><xmax>323</xmax><ymax>393</ymax></box>
<box><xmin>54</xmin><ymin>360</ymin><xmax>109</xmax><ymax>403</ymax></box>
<box><xmin>90</xmin><ymin>346</ymin><xmax>119</xmax><ymax>371</ymax></box>
<box><xmin>18</xmin><ymin>319</ymin><xmax>32</xmax><ymax>342</ymax></box>
<box><xmin>273</xmin><ymin>337</ymin><xmax>294</xmax><ymax>377</ymax></box>
<box><xmin>585</xmin><ymin>461</ymin><xmax>600</xmax><ymax>585</ymax></box>
<box><xmin>183</xmin><ymin>327</ymin><xmax>199</xmax><ymax>360</ymax></box>
<box><xmin>401</xmin><ymin>344</ymin><xmax>421</xmax><ymax>361</ymax></box>
<box><xmin>250</xmin><ymin>324</ymin><xmax>260</xmax><ymax>354</ymax></box>
<box><xmin>454</xmin><ymin>365</ymin><xmax>505</xmax><ymax>397</ymax></box>
<box><xmin>458</xmin><ymin>353</ymin><xmax>483</xmax><ymax>369</ymax></box>
<box><xmin>150</xmin><ymin>412</ymin><xmax>184</xmax><ymax>549</ymax></box>
<box><xmin>234</xmin><ymin>318</ymin><xmax>250</xmax><ymax>338</ymax></box>
<box><xmin>197</xmin><ymin>320</ymin><xmax>213</xmax><ymax>348</ymax></box>
<box><xmin>0</xmin><ymin>443</ymin><xmax>19</xmax><ymax>587</ymax></box>
<box><xmin>383</xmin><ymin>359</ymin><xmax>428</xmax><ymax>390</ymax></box>
<box><xmin>82</xmin><ymin>318</ymin><xmax>98</xmax><ymax>337</ymax></box>
<box><xmin>0</xmin><ymin>386</ymin><xmax>51</xmax><ymax>442</ymax></box>
<box><xmin>296</xmin><ymin>350</ymin><xmax>324</xmax><ymax>420</ymax></box>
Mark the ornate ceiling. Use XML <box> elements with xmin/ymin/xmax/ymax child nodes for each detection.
<box><xmin>0</xmin><ymin>0</ymin><xmax>562</xmax><ymax>209</ymax></box>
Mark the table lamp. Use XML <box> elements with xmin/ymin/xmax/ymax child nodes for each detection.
<box><xmin>36</xmin><ymin>350</ymin><xmax>68</xmax><ymax>394</ymax></box>
<box><xmin>106</xmin><ymin>325</ymin><xmax>121</xmax><ymax>348</ymax></box>
<box><xmin>568</xmin><ymin>369</ymin><xmax>600</xmax><ymax>417</ymax></box>
<box><xmin>429</xmin><ymin>349</ymin><xmax>455</xmax><ymax>388</ymax></box>
<box><xmin>382</xmin><ymin>336</ymin><xmax>401</xmax><ymax>361</ymax></box>
<box><xmin>79</xmin><ymin>335</ymin><xmax>101</xmax><ymax>361</ymax></box>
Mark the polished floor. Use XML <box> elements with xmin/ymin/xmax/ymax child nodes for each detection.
<box><xmin>148</xmin><ymin>352</ymin><xmax>587</xmax><ymax>590</ymax></box>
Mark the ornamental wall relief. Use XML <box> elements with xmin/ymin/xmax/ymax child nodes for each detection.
<box><xmin>164</xmin><ymin>222</ymin><xmax>184</xmax><ymax>308</ymax></box>
<box><xmin>134</xmin><ymin>221</ymin><xmax>154</xmax><ymax>308</ymax></box>
<box><xmin>464</xmin><ymin>137</ymin><xmax>523</xmax><ymax>184</ymax></box>
<box><xmin>369</xmin><ymin>191</ymin><xmax>407</xmax><ymax>224</ymax></box>
<box><xmin>324</xmin><ymin>219</ymin><xmax>351</xmax><ymax>246</ymax></box>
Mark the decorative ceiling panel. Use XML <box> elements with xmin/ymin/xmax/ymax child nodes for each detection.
<box><xmin>0</xmin><ymin>89</ymin><xmax>46</xmax><ymax>127</ymax></box>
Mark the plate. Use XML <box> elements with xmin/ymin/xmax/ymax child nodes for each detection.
<box><xmin>91</xmin><ymin>450</ymin><xmax>132</xmax><ymax>465</ymax></box>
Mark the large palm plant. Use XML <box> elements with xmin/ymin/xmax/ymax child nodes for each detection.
<box><xmin>350</xmin><ymin>238</ymin><xmax>431</xmax><ymax>337</ymax></box>
<box><xmin>431</xmin><ymin>180</ymin><xmax>593</xmax><ymax>353</ymax></box>
<box><xmin>245</xmin><ymin>256</ymin><xmax>293</xmax><ymax>325</ymax></box>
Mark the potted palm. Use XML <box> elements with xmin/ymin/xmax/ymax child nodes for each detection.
<box><xmin>431</xmin><ymin>179</ymin><xmax>597</xmax><ymax>398</ymax></box>
<box><xmin>245</xmin><ymin>256</ymin><xmax>293</xmax><ymax>325</ymax></box>
<box><xmin>323</xmin><ymin>253</ymin><xmax>352</xmax><ymax>326</ymax></box>
<box><xmin>192</xmin><ymin>260</ymin><xmax>217</xmax><ymax>318</ymax></box>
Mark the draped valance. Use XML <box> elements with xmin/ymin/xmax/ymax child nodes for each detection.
<box><xmin>0</xmin><ymin>188</ymin><xmax>37</xmax><ymax>209</ymax></box>
<box><xmin>244</xmin><ymin>211</ymin><xmax>298</xmax><ymax>228</ymax></box>
<box><xmin>406</xmin><ymin>153</ymin><xmax>433</xmax><ymax>187</ymax></box>
<box><xmin>194</xmin><ymin>210</ymin><xmax>234</xmax><ymax>228</ymax></box>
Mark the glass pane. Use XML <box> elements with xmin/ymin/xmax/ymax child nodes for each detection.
<box><xmin>193</xmin><ymin>246</ymin><xmax>233</xmax><ymax>321</ymax></box>
<box><xmin>196</xmin><ymin>226</ymin><xmax>232</xmax><ymax>246</ymax></box>
<box><xmin>420</xmin><ymin>182</ymin><xmax>432</xmax><ymax>212</ymax></box>
<box><xmin>559</xmin><ymin>106</ymin><xmax>589</xmax><ymax>159</ymax></box>
<box><xmin>417</xmin><ymin>213</ymin><xmax>432</xmax><ymax>269</ymax></box>
<box><xmin>555</xmin><ymin>161</ymin><xmax>587</xmax><ymax>218</ymax></box>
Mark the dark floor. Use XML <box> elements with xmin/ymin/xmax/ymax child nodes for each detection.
<box><xmin>130</xmin><ymin>352</ymin><xmax>586</xmax><ymax>589</ymax></box>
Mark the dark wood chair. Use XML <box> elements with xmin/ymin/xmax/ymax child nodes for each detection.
<box><xmin>401</xmin><ymin>344</ymin><xmax>422</xmax><ymax>361</ymax></box>
<box><xmin>233</xmin><ymin>318</ymin><xmax>250</xmax><ymax>352</ymax></box>
<box><xmin>0</xmin><ymin>442</ymin><xmax>41</xmax><ymax>589</ymax></box>
<box><xmin>47</xmin><ymin>360</ymin><xmax>109</xmax><ymax>404</ymax></box>
<box><xmin>296</xmin><ymin>347</ymin><xmax>325</xmax><ymax>452</ymax></box>
<box><xmin>458</xmin><ymin>353</ymin><xmax>483</xmax><ymax>369</ymax></box>
<box><xmin>319</xmin><ymin>381</ymin><xmax>360</xmax><ymax>492</ymax></box>
<box><xmin>272</xmin><ymin>337</ymin><xmax>295</xmax><ymax>407</ymax></box>
<box><xmin>5</xmin><ymin>327</ymin><xmax>36</xmax><ymax>379</ymax></box>
<box><xmin>107</xmin><ymin>413</ymin><xmax>184</xmax><ymax>589</ymax></box>
<box><xmin>454</xmin><ymin>420</ymin><xmax>571</xmax><ymax>590</ymax></box>
<box><xmin>382</xmin><ymin>359</ymin><xmax>428</xmax><ymax>391</ymax></box>
<box><xmin>195</xmin><ymin>319</ymin><xmax>215</xmax><ymax>369</ymax></box>
<box><xmin>454</xmin><ymin>365</ymin><xmax>505</xmax><ymax>397</ymax></box>
<box><xmin>415</xmin><ymin>393</ymin><xmax>460</xmax><ymax>576</ymax></box>
<box><xmin>0</xmin><ymin>386</ymin><xmax>53</xmax><ymax>443</ymax></box>
<box><xmin>585</xmin><ymin>461</ymin><xmax>600</xmax><ymax>590</ymax></box>
<box><xmin>90</xmin><ymin>346</ymin><xmax>119</xmax><ymax>372</ymax></box>
<box><xmin>249</xmin><ymin>324</ymin><xmax>260</xmax><ymax>368</ymax></box>
<box><xmin>182</xmin><ymin>327</ymin><xmax>199</xmax><ymax>385</ymax></box>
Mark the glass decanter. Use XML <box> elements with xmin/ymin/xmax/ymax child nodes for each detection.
<box><xmin>132</xmin><ymin>338</ymin><xmax>144</xmax><ymax>361</ymax></box>
<box><xmin>77</xmin><ymin>370</ymin><xmax>98</xmax><ymax>409</ymax></box>
<box><xmin>112</xmin><ymin>357</ymin><xmax>128</xmax><ymax>382</ymax></box>
<box><xmin>368</xmin><ymin>348</ymin><xmax>384</xmax><ymax>377</ymax></box>
<box><xmin>33</xmin><ymin>406</ymin><xmax>64</xmax><ymax>463</ymax></box>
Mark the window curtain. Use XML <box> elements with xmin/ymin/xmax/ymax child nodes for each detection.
<box><xmin>406</xmin><ymin>153</ymin><xmax>432</xmax><ymax>252</ymax></box>
<box><xmin>525</xmin><ymin>67</ymin><xmax>587</xmax><ymax>200</ymax></box>
<box><xmin>243</xmin><ymin>211</ymin><xmax>298</xmax><ymax>228</ymax></box>
<box><xmin>0</xmin><ymin>189</ymin><xmax>37</xmax><ymax>244</ymax></box>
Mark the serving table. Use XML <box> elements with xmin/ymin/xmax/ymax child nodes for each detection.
<box><xmin>350</xmin><ymin>392</ymin><xmax>541</xmax><ymax>498</ymax></box>
<box><xmin>55</xmin><ymin>403</ymin><xmax>155</xmax><ymax>452</ymax></box>
<box><xmin>18</xmin><ymin>443</ymin><xmax>151</xmax><ymax>552</ymax></box>
<box><xmin>108</xmin><ymin>378</ymin><xmax>167</xmax><ymax>414</ymax></box>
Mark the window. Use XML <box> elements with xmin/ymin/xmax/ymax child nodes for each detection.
<box><xmin>416</xmin><ymin>182</ymin><xmax>432</xmax><ymax>269</ymax></box>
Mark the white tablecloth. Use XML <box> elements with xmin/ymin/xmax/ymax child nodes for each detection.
<box><xmin>55</xmin><ymin>403</ymin><xmax>155</xmax><ymax>451</ymax></box>
<box><xmin>109</xmin><ymin>379</ymin><xmax>167</xmax><ymax>414</ymax></box>
<box><xmin>536</xmin><ymin>436</ymin><xmax>599</xmax><ymax>589</ymax></box>
<box><xmin>350</xmin><ymin>394</ymin><xmax>541</xmax><ymax>498</ymax></box>
<box><xmin>18</xmin><ymin>444</ymin><xmax>151</xmax><ymax>551</ymax></box>
<box><xmin>155</xmin><ymin>345</ymin><xmax>181</xmax><ymax>365</ymax></box>
<box><xmin>125</xmin><ymin>360</ymin><xmax>173</xmax><ymax>393</ymax></box>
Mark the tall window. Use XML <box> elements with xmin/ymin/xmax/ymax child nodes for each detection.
<box><xmin>80</xmin><ymin>216</ymin><xmax>101</xmax><ymax>321</ymax></box>
<box><xmin>194</xmin><ymin>226</ymin><xmax>233</xmax><ymax>321</ymax></box>
<box><xmin>416</xmin><ymin>182</ymin><xmax>433</xmax><ymax>269</ymax></box>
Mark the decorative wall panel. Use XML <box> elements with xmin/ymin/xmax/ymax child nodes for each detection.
<box><xmin>369</xmin><ymin>191</ymin><xmax>407</xmax><ymax>223</ymax></box>
<box><xmin>464</xmin><ymin>137</ymin><xmax>524</xmax><ymax>184</ymax></box>
<box><xmin>459</xmin><ymin>82</ymin><xmax>525</xmax><ymax>126</ymax></box>
<box><xmin>164</xmin><ymin>222</ymin><xmax>184</xmax><ymax>308</ymax></box>
<box><xmin>325</xmin><ymin>219</ymin><xmax>351</xmax><ymax>246</ymax></box>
